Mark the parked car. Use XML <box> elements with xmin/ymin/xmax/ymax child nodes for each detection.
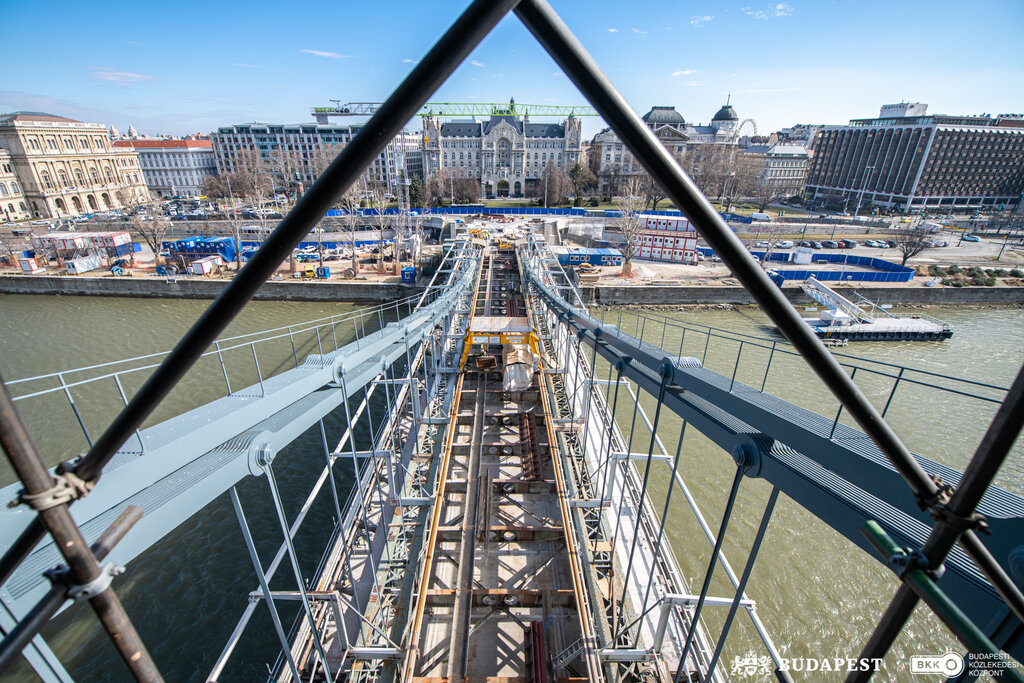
<box><xmin>776</xmin><ymin>240</ymin><xmax>795</xmax><ymax>249</ymax></box>
<box><xmin>821</xmin><ymin>240</ymin><xmax>839</xmax><ymax>249</ymax></box>
<box><xmin>809</xmin><ymin>241</ymin><xmax>823</xmax><ymax>249</ymax></box>
<box><xmin>796</xmin><ymin>240</ymin><xmax>812</xmax><ymax>247</ymax></box>
<box><xmin>885</xmin><ymin>240</ymin><xmax>897</xmax><ymax>248</ymax></box>
<box><xmin>839</xmin><ymin>239</ymin><xmax>857</xmax><ymax>248</ymax></box>
<box><xmin>962</xmin><ymin>234</ymin><xmax>981</xmax><ymax>242</ymax></box>
<box><xmin>755</xmin><ymin>240</ymin><xmax>770</xmax><ymax>248</ymax></box>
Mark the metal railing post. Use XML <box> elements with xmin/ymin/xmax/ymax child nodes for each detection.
<box><xmin>57</xmin><ymin>372</ymin><xmax>92</xmax><ymax>448</ymax></box>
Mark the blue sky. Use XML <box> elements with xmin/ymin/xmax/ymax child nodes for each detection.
<box><xmin>2</xmin><ymin>0</ymin><xmax>1022</xmax><ymax>140</ymax></box>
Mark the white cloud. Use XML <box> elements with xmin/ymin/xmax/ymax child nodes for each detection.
<box><xmin>690</xmin><ymin>15</ymin><xmax>714</xmax><ymax>26</ymax></box>
<box><xmin>90</xmin><ymin>67</ymin><xmax>156</xmax><ymax>85</ymax></box>
<box><xmin>607</xmin><ymin>27</ymin><xmax>618</xmax><ymax>33</ymax></box>
<box><xmin>742</xmin><ymin>3</ymin><xmax>794</xmax><ymax>19</ymax></box>
<box><xmin>471</xmin><ymin>60</ymin><xmax>485</xmax><ymax>67</ymax></box>
<box><xmin>630</xmin><ymin>27</ymin><xmax>648</xmax><ymax>37</ymax></box>
<box><xmin>402</xmin><ymin>58</ymin><xmax>417</xmax><ymax>64</ymax></box>
<box><xmin>672</xmin><ymin>69</ymin><xmax>697</xmax><ymax>77</ymax></box>
<box><xmin>300</xmin><ymin>49</ymin><xmax>351</xmax><ymax>59</ymax></box>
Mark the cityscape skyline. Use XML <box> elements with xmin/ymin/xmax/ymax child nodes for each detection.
<box><xmin>3</xmin><ymin>0</ymin><xmax>1024</xmax><ymax>139</ymax></box>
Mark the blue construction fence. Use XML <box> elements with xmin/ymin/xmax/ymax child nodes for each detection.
<box><xmin>324</xmin><ymin>206</ymin><xmax>753</xmax><ymax>222</ymax></box>
<box><xmin>696</xmin><ymin>247</ymin><xmax>915</xmax><ymax>283</ymax></box>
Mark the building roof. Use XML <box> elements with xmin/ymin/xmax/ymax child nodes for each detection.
<box><xmin>744</xmin><ymin>144</ymin><xmax>810</xmax><ymax>157</ymax></box>
<box><xmin>112</xmin><ymin>139</ymin><xmax>213</xmax><ymax>149</ymax></box>
<box><xmin>440</xmin><ymin>122</ymin><xmax>483</xmax><ymax>137</ymax></box>
<box><xmin>642</xmin><ymin>106</ymin><xmax>685</xmax><ymax>126</ymax></box>
<box><xmin>0</xmin><ymin>111</ymin><xmax>83</xmax><ymax>124</ymax></box>
<box><xmin>483</xmin><ymin>115</ymin><xmax>523</xmax><ymax>135</ymax></box>
<box><xmin>524</xmin><ymin>123</ymin><xmax>565</xmax><ymax>138</ymax></box>
<box><xmin>712</xmin><ymin>105</ymin><xmax>739</xmax><ymax>122</ymax></box>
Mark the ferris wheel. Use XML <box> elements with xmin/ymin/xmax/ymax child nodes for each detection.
<box><xmin>737</xmin><ymin>118</ymin><xmax>758</xmax><ymax>138</ymax></box>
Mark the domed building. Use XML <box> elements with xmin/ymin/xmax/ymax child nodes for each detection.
<box><xmin>588</xmin><ymin>102</ymin><xmax>742</xmax><ymax>192</ymax></box>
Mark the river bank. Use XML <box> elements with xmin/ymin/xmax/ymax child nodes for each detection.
<box><xmin>3</xmin><ymin>274</ymin><xmax>1024</xmax><ymax>306</ymax></box>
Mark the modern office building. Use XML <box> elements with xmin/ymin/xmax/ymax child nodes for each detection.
<box><xmin>589</xmin><ymin>103</ymin><xmax>742</xmax><ymax>192</ymax></box>
<box><xmin>0</xmin><ymin>111</ymin><xmax>149</xmax><ymax>218</ymax></box>
<box><xmin>211</xmin><ymin>123</ymin><xmax>419</xmax><ymax>193</ymax></box>
<box><xmin>805</xmin><ymin>103</ymin><xmax>1024</xmax><ymax>213</ymax></box>
<box><xmin>112</xmin><ymin>139</ymin><xmax>217</xmax><ymax>198</ymax></box>
<box><xmin>421</xmin><ymin>99</ymin><xmax>583</xmax><ymax>197</ymax></box>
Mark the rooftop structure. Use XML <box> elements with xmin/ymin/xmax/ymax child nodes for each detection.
<box><xmin>806</xmin><ymin>103</ymin><xmax>1024</xmax><ymax>213</ymax></box>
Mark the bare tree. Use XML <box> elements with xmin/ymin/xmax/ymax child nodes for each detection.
<box><xmin>115</xmin><ymin>189</ymin><xmax>167</xmax><ymax>265</ymax></box>
<box><xmin>568</xmin><ymin>163</ymin><xmax>597</xmax><ymax>205</ymax></box>
<box><xmin>539</xmin><ymin>160</ymin><xmax>572</xmax><ymax>206</ymax></box>
<box><xmin>894</xmin><ymin>224</ymin><xmax>933</xmax><ymax>265</ymax></box>
<box><xmin>614</xmin><ymin>175</ymin><xmax>646</xmax><ymax>277</ymax></box>
<box><xmin>363</xmin><ymin>179</ymin><xmax>394</xmax><ymax>274</ymax></box>
<box><xmin>232</xmin><ymin>149</ymin><xmax>274</xmax><ymax>236</ymax></box>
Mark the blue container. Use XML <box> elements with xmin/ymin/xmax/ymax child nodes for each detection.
<box><xmin>401</xmin><ymin>266</ymin><xmax>417</xmax><ymax>283</ymax></box>
<box><xmin>316</xmin><ymin>266</ymin><xmax>330</xmax><ymax>279</ymax></box>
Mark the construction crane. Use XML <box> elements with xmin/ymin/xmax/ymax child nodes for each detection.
<box><xmin>311</xmin><ymin>100</ymin><xmax>598</xmax><ymax>123</ymax></box>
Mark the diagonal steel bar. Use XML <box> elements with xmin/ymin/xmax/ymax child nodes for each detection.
<box><xmin>0</xmin><ymin>378</ymin><xmax>161</xmax><ymax>681</ymax></box>
<box><xmin>846</xmin><ymin>363</ymin><xmax>1024</xmax><ymax>681</ymax></box>
<box><xmin>513</xmin><ymin>0</ymin><xmax>1023</xmax><ymax>625</ymax></box>
<box><xmin>0</xmin><ymin>506</ymin><xmax>142</xmax><ymax>677</ymax></box>
<box><xmin>0</xmin><ymin>0</ymin><xmax>520</xmax><ymax>586</ymax></box>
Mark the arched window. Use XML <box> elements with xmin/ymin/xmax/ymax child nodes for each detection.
<box><xmin>58</xmin><ymin>170</ymin><xmax>69</xmax><ymax>187</ymax></box>
<box><xmin>0</xmin><ymin>184</ymin><xmax>7</xmax><ymax>196</ymax></box>
<box><xmin>11</xmin><ymin>181</ymin><xmax>19</xmax><ymax>193</ymax></box>
<box><xmin>104</xmin><ymin>167</ymin><xmax>114</xmax><ymax>183</ymax></box>
<box><xmin>46</xmin><ymin>138</ymin><xmax>58</xmax><ymax>151</ymax></box>
<box><xmin>75</xmin><ymin>169</ymin><xmax>85</xmax><ymax>186</ymax></box>
<box><xmin>7</xmin><ymin>204</ymin><xmax>14</xmax><ymax>215</ymax></box>
<box><xmin>80</xmin><ymin>137</ymin><xmax>90</xmax><ymax>150</ymax></box>
<box><xmin>41</xmin><ymin>171</ymin><xmax>53</xmax><ymax>190</ymax></box>
<box><xmin>90</xmin><ymin>167</ymin><xmax>99</xmax><ymax>184</ymax></box>
<box><xmin>64</xmin><ymin>138</ymin><xmax>74</xmax><ymax>150</ymax></box>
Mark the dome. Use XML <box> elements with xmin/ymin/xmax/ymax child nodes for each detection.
<box><xmin>642</xmin><ymin>106</ymin><xmax>685</xmax><ymax>126</ymax></box>
<box><xmin>712</xmin><ymin>105</ymin><xmax>738</xmax><ymax>122</ymax></box>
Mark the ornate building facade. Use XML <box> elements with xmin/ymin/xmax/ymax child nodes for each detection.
<box><xmin>421</xmin><ymin>99</ymin><xmax>583</xmax><ymax>197</ymax></box>
<box><xmin>0</xmin><ymin>149</ymin><xmax>29</xmax><ymax>222</ymax></box>
<box><xmin>0</xmin><ymin>112</ymin><xmax>149</xmax><ymax>219</ymax></box>
<box><xmin>589</xmin><ymin>103</ymin><xmax>742</xmax><ymax>192</ymax></box>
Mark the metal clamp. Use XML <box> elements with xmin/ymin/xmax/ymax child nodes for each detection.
<box><xmin>44</xmin><ymin>562</ymin><xmax>125</xmax><ymax>602</ymax></box>
<box><xmin>10</xmin><ymin>463</ymin><xmax>95</xmax><ymax>511</ymax></box>
<box><xmin>915</xmin><ymin>475</ymin><xmax>990</xmax><ymax>534</ymax></box>
<box><xmin>889</xmin><ymin>548</ymin><xmax>945</xmax><ymax>581</ymax></box>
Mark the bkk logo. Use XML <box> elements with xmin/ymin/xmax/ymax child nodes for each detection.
<box><xmin>910</xmin><ymin>653</ymin><xmax>965</xmax><ymax>676</ymax></box>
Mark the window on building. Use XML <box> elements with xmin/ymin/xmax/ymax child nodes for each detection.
<box><xmin>41</xmin><ymin>171</ymin><xmax>53</xmax><ymax>189</ymax></box>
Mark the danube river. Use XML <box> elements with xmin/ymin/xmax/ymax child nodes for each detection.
<box><xmin>0</xmin><ymin>294</ymin><xmax>1021</xmax><ymax>681</ymax></box>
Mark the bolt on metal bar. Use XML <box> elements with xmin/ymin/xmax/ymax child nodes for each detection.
<box><xmin>0</xmin><ymin>0</ymin><xmax>522</xmax><ymax>584</ymax></box>
<box><xmin>703</xmin><ymin>487</ymin><xmax>781</xmax><ymax>682</ymax></box>
<box><xmin>847</xmin><ymin>363</ymin><xmax>1024</xmax><ymax>680</ymax></box>
<box><xmin>674</xmin><ymin>464</ymin><xmax>745</xmax><ymax>682</ymax></box>
<box><xmin>0</xmin><ymin>506</ymin><xmax>143</xmax><ymax>677</ymax></box>
<box><xmin>514</xmin><ymin>0</ymin><xmax>988</xmax><ymax>611</ymax></box>
<box><xmin>0</xmin><ymin>376</ymin><xmax>161</xmax><ymax>682</ymax></box>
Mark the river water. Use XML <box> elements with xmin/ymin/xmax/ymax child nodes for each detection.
<box><xmin>0</xmin><ymin>294</ymin><xmax>1021</xmax><ymax>682</ymax></box>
